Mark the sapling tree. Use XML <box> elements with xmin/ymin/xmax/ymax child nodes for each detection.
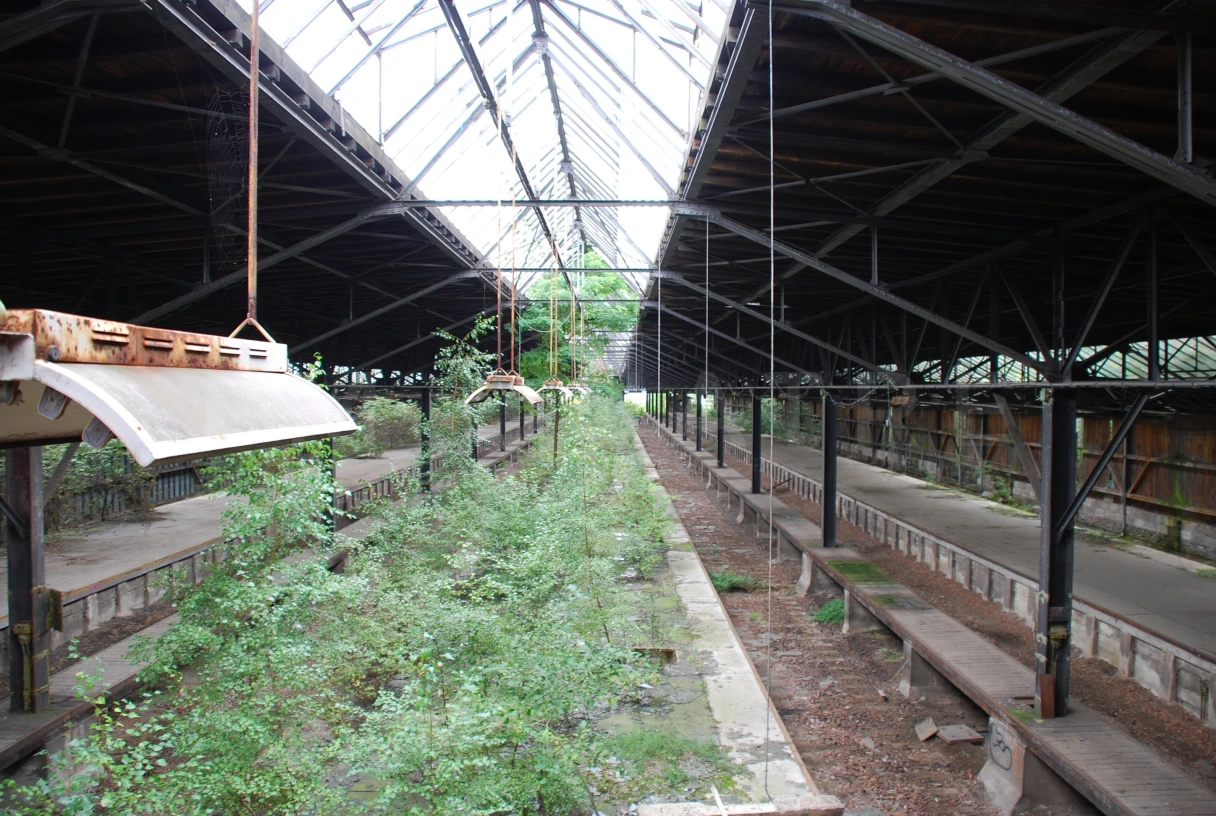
<box><xmin>1</xmin><ymin>359</ymin><xmax>729</xmax><ymax>815</ymax></box>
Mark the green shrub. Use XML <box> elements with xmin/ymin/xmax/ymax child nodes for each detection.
<box><xmin>811</xmin><ymin>598</ymin><xmax>845</xmax><ymax>623</ymax></box>
<box><xmin>359</xmin><ymin>397</ymin><xmax>422</xmax><ymax>448</ymax></box>
<box><xmin>710</xmin><ymin>570</ymin><xmax>762</xmax><ymax>592</ymax></box>
<box><xmin>3</xmin><ymin>393</ymin><xmax>693</xmax><ymax>815</ymax></box>
<box><xmin>333</xmin><ymin>427</ymin><xmax>383</xmax><ymax>458</ymax></box>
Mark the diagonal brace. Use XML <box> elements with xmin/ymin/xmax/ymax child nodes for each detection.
<box><xmin>1054</xmin><ymin>392</ymin><xmax>1149</xmax><ymax>537</ymax></box>
<box><xmin>711</xmin><ymin>213</ymin><xmax>1049</xmax><ymax>374</ymax></box>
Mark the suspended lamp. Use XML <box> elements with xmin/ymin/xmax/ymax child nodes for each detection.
<box><xmin>464</xmin><ymin>139</ymin><xmax>541</xmax><ymax>411</ymax></box>
<box><xmin>0</xmin><ymin>307</ymin><xmax>356</xmax><ymax>466</ymax></box>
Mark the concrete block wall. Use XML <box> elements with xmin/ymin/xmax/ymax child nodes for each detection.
<box><xmin>0</xmin><ymin>545</ymin><xmax>224</xmax><ymax>667</ymax></box>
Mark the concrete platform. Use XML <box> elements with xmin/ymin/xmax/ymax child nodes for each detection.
<box><xmin>633</xmin><ymin>433</ymin><xmax>842</xmax><ymax>815</ymax></box>
<box><xmin>717</xmin><ymin>425</ymin><xmax>1216</xmax><ymax>661</ymax></box>
<box><xmin>651</xmin><ymin>421</ymin><xmax>1216</xmax><ymax>816</ymax></box>
<box><xmin>0</xmin><ymin>615</ymin><xmax>179</xmax><ymax>775</ymax></box>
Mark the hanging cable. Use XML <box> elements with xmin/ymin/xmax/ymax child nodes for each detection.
<box><xmin>229</xmin><ymin>0</ymin><xmax>273</xmax><ymax>342</ymax></box>
<box><xmin>656</xmin><ymin>269</ymin><xmax>662</xmax><ymax>433</ymax></box>
<box><xmin>496</xmin><ymin>197</ymin><xmax>503</xmax><ymax>371</ymax></box>
<box><xmin>764</xmin><ymin>0</ymin><xmax>776</xmax><ymax>799</ymax></box>
<box><xmin>570</xmin><ymin>278</ymin><xmax>577</xmax><ymax>382</ymax></box>
<box><xmin>510</xmin><ymin>142</ymin><xmax>518</xmax><ymax>374</ymax></box>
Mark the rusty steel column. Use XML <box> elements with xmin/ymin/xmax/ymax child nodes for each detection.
<box><xmin>6</xmin><ymin>447</ymin><xmax>49</xmax><ymax>712</ymax></box>
<box><xmin>751</xmin><ymin>391</ymin><xmax>762</xmax><ymax>494</ymax></box>
<box><xmin>420</xmin><ymin>388</ymin><xmax>432</xmax><ymax>493</ymax></box>
<box><xmin>695</xmin><ymin>390</ymin><xmax>703</xmax><ymax>451</ymax></box>
<box><xmin>499</xmin><ymin>396</ymin><xmax>507</xmax><ymax>452</ymax></box>
<box><xmin>823</xmin><ymin>393</ymin><xmax>838</xmax><ymax>548</ymax></box>
<box><xmin>717</xmin><ymin>393</ymin><xmax>725</xmax><ymax>469</ymax></box>
<box><xmin>519</xmin><ymin>396</ymin><xmax>526</xmax><ymax>442</ymax></box>
<box><xmin>1037</xmin><ymin>389</ymin><xmax>1077</xmax><ymax>718</ymax></box>
<box><xmin>682</xmin><ymin>392</ymin><xmax>688</xmax><ymax>441</ymax></box>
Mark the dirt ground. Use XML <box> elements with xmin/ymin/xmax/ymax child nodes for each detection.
<box><xmin>640</xmin><ymin>428</ymin><xmax>1216</xmax><ymax>815</ymax></box>
<box><xmin>711</xmin><ymin>450</ymin><xmax>1216</xmax><ymax>795</ymax></box>
<box><xmin>641</xmin><ymin>432</ymin><xmax>1002</xmax><ymax>816</ymax></box>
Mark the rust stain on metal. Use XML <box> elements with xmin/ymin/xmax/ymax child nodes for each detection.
<box><xmin>0</xmin><ymin>309</ymin><xmax>286</xmax><ymax>373</ymax></box>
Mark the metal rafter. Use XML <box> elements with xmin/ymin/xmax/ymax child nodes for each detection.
<box><xmin>655</xmin><ymin>269</ymin><xmax>889</xmax><ymax>378</ymax></box>
<box><xmin>526</xmin><ymin>0</ymin><xmax>586</xmax><ymax>247</ymax></box>
<box><xmin>777</xmin><ymin>0</ymin><xmax>1216</xmax><ymax>206</ymax></box>
<box><xmin>660</xmin><ymin>7</ymin><xmax>763</xmax><ymax>268</ymax></box>
<box><xmin>711</xmin><ymin>214</ymin><xmax>1049</xmax><ymax>374</ymax></box>
<box><xmin>437</xmin><ymin>0</ymin><xmax>566</xmax><ymax>269</ymax></box>
<box><xmin>729</xmin><ymin>9</ymin><xmax>1178</xmax><ymax>305</ymax></box>
<box><xmin>147</xmin><ymin>0</ymin><xmax>481</xmax><ymax>267</ymax></box>
<box><xmin>290</xmin><ymin>270</ymin><xmax>485</xmax><ymax>352</ymax></box>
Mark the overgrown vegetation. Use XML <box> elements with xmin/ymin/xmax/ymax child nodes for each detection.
<box><xmin>0</xmin><ymin>440</ymin><xmax>157</xmax><ymax>536</ymax></box>
<box><xmin>516</xmin><ymin>249</ymin><xmax>638</xmax><ymax>386</ymax></box>
<box><xmin>3</xmin><ymin>331</ymin><xmax>718</xmax><ymax>813</ymax></box>
<box><xmin>733</xmin><ymin>397</ymin><xmax>788</xmax><ymax>440</ymax></box>
<box><xmin>811</xmin><ymin>598</ymin><xmax>845</xmax><ymax>624</ymax></box>
<box><xmin>335</xmin><ymin>397</ymin><xmax>424</xmax><ymax>458</ymax></box>
<box><xmin>709</xmin><ymin>570</ymin><xmax>763</xmax><ymax>592</ymax></box>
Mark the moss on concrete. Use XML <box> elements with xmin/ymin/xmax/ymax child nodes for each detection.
<box><xmin>830</xmin><ymin>559</ymin><xmax>894</xmax><ymax>585</ymax></box>
<box><xmin>871</xmin><ymin>592</ymin><xmax>930</xmax><ymax>611</ymax></box>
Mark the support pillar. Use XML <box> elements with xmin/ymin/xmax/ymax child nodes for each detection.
<box><xmin>553</xmin><ymin>394</ymin><xmax>561</xmax><ymax>462</ymax></box>
<box><xmin>499</xmin><ymin>396</ymin><xmax>507</xmax><ymax>452</ymax></box>
<box><xmin>519</xmin><ymin>397</ymin><xmax>526</xmax><ymax>442</ymax></box>
<box><xmin>681</xmin><ymin>392</ymin><xmax>688</xmax><ymax>441</ymax></box>
<box><xmin>899</xmin><ymin>641</ymin><xmax>954</xmax><ymax>699</ymax></box>
<box><xmin>823</xmin><ymin>392</ymin><xmax>838</xmax><ymax>548</ymax></box>
<box><xmin>6</xmin><ymin>447</ymin><xmax>49</xmax><ymax>711</ymax></box>
<box><xmin>1037</xmin><ymin>389</ymin><xmax>1077</xmax><ymax>718</ymax></box>
<box><xmin>751</xmin><ymin>392</ymin><xmax>762</xmax><ymax>495</ymax></box>
<box><xmin>717</xmin><ymin>395</ymin><xmax>726</xmax><ymax>469</ymax></box>
<box><xmin>695</xmin><ymin>390</ymin><xmax>703</xmax><ymax>451</ymax></box>
<box><xmin>843</xmin><ymin>590</ymin><xmax>884</xmax><ymax>635</ymax></box>
<box><xmin>420</xmin><ymin>388</ymin><xmax>432</xmax><ymax>492</ymax></box>
<box><xmin>1176</xmin><ymin>30</ymin><xmax>1193</xmax><ymax>164</ymax></box>
<box><xmin>979</xmin><ymin>718</ymin><xmax>1091</xmax><ymax>816</ymax></box>
<box><xmin>1148</xmin><ymin>211</ymin><xmax>1160</xmax><ymax>381</ymax></box>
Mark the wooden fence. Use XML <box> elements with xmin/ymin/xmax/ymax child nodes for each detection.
<box><xmin>717</xmin><ymin>394</ymin><xmax>1216</xmax><ymax>558</ymax></box>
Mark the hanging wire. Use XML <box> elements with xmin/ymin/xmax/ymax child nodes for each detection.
<box><xmin>550</xmin><ymin>265</ymin><xmax>559</xmax><ymax>379</ymax></box>
<box><xmin>764</xmin><ymin>0</ymin><xmax>776</xmax><ymax>798</ymax></box>
<box><xmin>570</xmin><ymin>279</ymin><xmax>577</xmax><ymax>381</ymax></box>
<box><xmin>496</xmin><ymin>193</ymin><xmax>503</xmax><ymax>371</ymax></box>
<box><xmin>657</xmin><ymin>269</ymin><xmax>662</xmax><ymax>433</ymax></box>
<box><xmin>228</xmin><ymin>1</ymin><xmax>273</xmax><ymax>342</ymax></box>
<box><xmin>510</xmin><ymin>143</ymin><xmax>518</xmax><ymax>374</ymax></box>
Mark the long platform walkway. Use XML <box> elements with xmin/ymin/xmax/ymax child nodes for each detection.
<box><xmin>0</xmin><ymin>422</ymin><xmax>511</xmax><ymax>622</ymax></box>
<box><xmin>718</xmin><ymin>424</ymin><xmax>1216</xmax><ymax>660</ymax></box>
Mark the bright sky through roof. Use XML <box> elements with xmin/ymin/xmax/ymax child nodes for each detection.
<box><xmin>239</xmin><ymin>0</ymin><xmax>728</xmax><ymax>290</ymax></box>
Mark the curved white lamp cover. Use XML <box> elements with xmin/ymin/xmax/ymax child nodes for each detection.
<box><xmin>464</xmin><ymin>371</ymin><xmax>543</xmax><ymax>408</ymax></box>
<box><xmin>0</xmin><ymin>310</ymin><xmax>356</xmax><ymax>466</ymax></box>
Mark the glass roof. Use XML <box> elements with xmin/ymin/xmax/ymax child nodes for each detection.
<box><xmin>248</xmin><ymin>0</ymin><xmax>728</xmax><ymax>291</ymax></box>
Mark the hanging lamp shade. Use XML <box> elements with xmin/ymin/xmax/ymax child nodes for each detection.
<box><xmin>0</xmin><ymin>309</ymin><xmax>356</xmax><ymax>466</ymax></box>
<box><xmin>464</xmin><ymin>369</ymin><xmax>543</xmax><ymax>408</ymax></box>
<box><xmin>538</xmin><ymin>377</ymin><xmax>573</xmax><ymax>400</ymax></box>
